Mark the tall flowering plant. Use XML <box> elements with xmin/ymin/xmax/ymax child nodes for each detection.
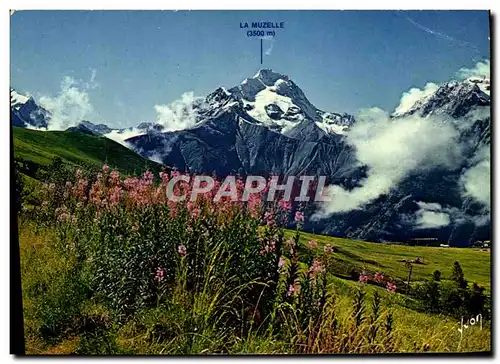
<box><xmin>36</xmin><ymin>166</ymin><xmax>296</xmax><ymax>322</ymax></box>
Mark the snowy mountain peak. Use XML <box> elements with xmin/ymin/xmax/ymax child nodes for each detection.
<box><xmin>392</xmin><ymin>77</ymin><xmax>491</xmax><ymax>119</ymax></box>
<box><xmin>10</xmin><ymin>88</ymin><xmax>30</xmax><ymax>110</ymax></box>
<box><xmin>10</xmin><ymin>88</ymin><xmax>50</xmax><ymax>129</ymax></box>
<box><xmin>225</xmin><ymin>70</ymin><xmax>355</xmax><ymax>136</ymax></box>
<box><xmin>252</xmin><ymin>69</ymin><xmax>289</xmax><ymax>86</ymax></box>
<box><xmin>465</xmin><ymin>76</ymin><xmax>490</xmax><ymax>96</ymax></box>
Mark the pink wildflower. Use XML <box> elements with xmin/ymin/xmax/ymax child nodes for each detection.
<box><xmin>178</xmin><ymin>244</ymin><xmax>187</xmax><ymax>256</ymax></box>
<box><xmin>308</xmin><ymin>258</ymin><xmax>325</xmax><ymax>276</ymax></box>
<box><xmin>110</xmin><ymin>170</ymin><xmax>120</xmax><ymax>182</ymax></box>
<box><xmin>279</xmin><ymin>200</ymin><xmax>292</xmax><ymax>212</ymax></box>
<box><xmin>261</xmin><ymin>239</ymin><xmax>276</xmax><ymax>254</ymax></box>
<box><xmin>109</xmin><ymin>186</ymin><xmax>123</xmax><ymax>207</ymax></box>
<box><xmin>359</xmin><ymin>272</ymin><xmax>369</xmax><ymax>283</ymax></box>
<box><xmin>278</xmin><ymin>256</ymin><xmax>286</xmax><ymax>268</ymax></box>
<box><xmin>386</xmin><ymin>282</ymin><xmax>397</xmax><ymax>292</ymax></box>
<box><xmin>294</xmin><ymin>211</ymin><xmax>304</xmax><ymax>223</ymax></box>
<box><xmin>155</xmin><ymin>267</ymin><xmax>165</xmax><ymax>281</ymax></box>
<box><xmin>308</xmin><ymin>240</ymin><xmax>318</xmax><ymax>249</ymax></box>
<box><xmin>142</xmin><ymin>171</ymin><xmax>154</xmax><ymax>184</ymax></box>
<box><xmin>324</xmin><ymin>245</ymin><xmax>334</xmax><ymax>253</ymax></box>
<box><xmin>287</xmin><ymin>284</ymin><xmax>297</xmax><ymax>297</ymax></box>
<box><xmin>102</xmin><ymin>164</ymin><xmax>109</xmax><ymax>173</ymax></box>
<box><xmin>374</xmin><ymin>272</ymin><xmax>384</xmax><ymax>283</ymax></box>
<box><xmin>264</xmin><ymin>211</ymin><xmax>274</xmax><ymax>226</ymax></box>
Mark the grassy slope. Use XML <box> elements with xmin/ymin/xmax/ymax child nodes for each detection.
<box><xmin>328</xmin><ymin>277</ymin><xmax>490</xmax><ymax>353</ymax></box>
<box><xmin>287</xmin><ymin>230</ymin><xmax>491</xmax><ymax>353</ymax></box>
<box><xmin>20</xmin><ymin>225</ymin><xmax>491</xmax><ymax>354</ymax></box>
<box><xmin>286</xmin><ymin>230</ymin><xmax>491</xmax><ymax>288</ymax></box>
<box><xmin>13</xmin><ymin>126</ymin><xmax>160</xmax><ymax>175</ymax></box>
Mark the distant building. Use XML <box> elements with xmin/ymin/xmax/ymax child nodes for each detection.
<box><xmin>472</xmin><ymin>240</ymin><xmax>491</xmax><ymax>248</ymax></box>
<box><xmin>408</xmin><ymin>237</ymin><xmax>441</xmax><ymax>247</ymax></box>
<box><xmin>440</xmin><ymin>244</ymin><xmax>450</xmax><ymax>248</ymax></box>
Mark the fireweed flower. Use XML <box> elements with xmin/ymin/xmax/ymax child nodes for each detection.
<box><xmin>155</xmin><ymin>267</ymin><xmax>165</xmax><ymax>281</ymax></box>
<box><xmin>374</xmin><ymin>272</ymin><xmax>384</xmax><ymax>282</ymax></box>
<box><xmin>308</xmin><ymin>259</ymin><xmax>325</xmax><ymax>286</ymax></box>
<box><xmin>308</xmin><ymin>240</ymin><xmax>318</xmax><ymax>249</ymax></box>
<box><xmin>294</xmin><ymin>211</ymin><xmax>304</xmax><ymax>223</ymax></box>
<box><xmin>260</xmin><ymin>238</ymin><xmax>276</xmax><ymax>254</ymax></box>
<box><xmin>278</xmin><ymin>199</ymin><xmax>292</xmax><ymax>212</ymax></box>
<box><xmin>324</xmin><ymin>245</ymin><xmax>334</xmax><ymax>253</ymax></box>
<box><xmin>73</xmin><ymin>179</ymin><xmax>89</xmax><ymax>200</ymax></box>
<box><xmin>386</xmin><ymin>282</ymin><xmax>397</xmax><ymax>292</ymax></box>
<box><xmin>102</xmin><ymin>164</ymin><xmax>109</xmax><ymax>174</ymax></box>
<box><xmin>178</xmin><ymin>245</ymin><xmax>187</xmax><ymax>256</ymax></box>
<box><xmin>108</xmin><ymin>186</ymin><xmax>123</xmax><ymax>207</ymax></box>
<box><xmin>142</xmin><ymin>171</ymin><xmax>154</xmax><ymax>186</ymax></box>
<box><xmin>263</xmin><ymin>211</ymin><xmax>274</xmax><ymax>226</ymax></box>
<box><xmin>308</xmin><ymin>258</ymin><xmax>325</xmax><ymax>277</ymax></box>
<box><xmin>110</xmin><ymin>170</ymin><xmax>120</xmax><ymax>182</ymax></box>
<box><xmin>287</xmin><ymin>284</ymin><xmax>297</xmax><ymax>297</ymax></box>
<box><xmin>278</xmin><ymin>256</ymin><xmax>286</xmax><ymax>268</ymax></box>
<box><xmin>359</xmin><ymin>272</ymin><xmax>369</xmax><ymax>283</ymax></box>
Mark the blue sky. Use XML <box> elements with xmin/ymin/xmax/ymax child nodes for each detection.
<box><xmin>11</xmin><ymin>10</ymin><xmax>490</xmax><ymax>128</ymax></box>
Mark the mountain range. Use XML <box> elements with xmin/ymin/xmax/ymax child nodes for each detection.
<box><xmin>10</xmin><ymin>69</ymin><xmax>491</xmax><ymax>245</ymax></box>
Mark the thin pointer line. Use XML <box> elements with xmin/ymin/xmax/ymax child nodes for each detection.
<box><xmin>260</xmin><ymin>38</ymin><xmax>263</xmax><ymax>64</ymax></box>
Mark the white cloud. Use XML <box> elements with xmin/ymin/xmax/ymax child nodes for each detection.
<box><xmin>313</xmin><ymin>108</ymin><xmax>463</xmax><ymax>218</ymax></box>
<box><xmin>103</xmin><ymin>128</ymin><xmax>145</xmax><ymax>148</ymax></box>
<box><xmin>415</xmin><ymin>201</ymin><xmax>443</xmax><ymax>212</ymax></box>
<box><xmin>263</xmin><ymin>36</ymin><xmax>275</xmax><ymax>56</ymax></box>
<box><xmin>90</xmin><ymin>68</ymin><xmax>97</xmax><ymax>85</ymax></box>
<box><xmin>411</xmin><ymin>199</ymin><xmax>490</xmax><ymax>229</ymax></box>
<box><xmin>460</xmin><ymin>146</ymin><xmax>490</xmax><ymax>210</ymax></box>
<box><xmin>147</xmin><ymin>153</ymin><xmax>164</xmax><ymax>164</ymax></box>
<box><xmin>393</xmin><ymin>82</ymin><xmax>438</xmax><ymax>116</ymax></box>
<box><xmin>416</xmin><ymin>209</ymin><xmax>450</xmax><ymax>229</ymax></box>
<box><xmin>413</xmin><ymin>201</ymin><xmax>455</xmax><ymax>229</ymax></box>
<box><xmin>39</xmin><ymin>75</ymin><xmax>94</xmax><ymax>130</ymax></box>
<box><xmin>154</xmin><ymin>92</ymin><xmax>202</xmax><ymax>132</ymax></box>
<box><xmin>457</xmin><ymin>60</ymin><xmax>490</xmax><ymax>80</ymax></box>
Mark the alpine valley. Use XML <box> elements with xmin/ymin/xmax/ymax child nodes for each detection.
<box><xmin>11</xmin><ymin>69</ymin><xmax>491</xmax><ymax>245</ymax></box>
